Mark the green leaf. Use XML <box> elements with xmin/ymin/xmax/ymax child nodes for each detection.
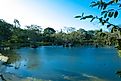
<box><xmin>98</xmin><ymin>5</ymin><xmax>101</xmax><ymax>9</ymax></box>
<box><xmin>104</xmin><ymin>13</ymin><xmax>107</xmax><ymax>18</ymax></box>
<box><xmin>99</xmin><ymin>18</ymin><xmax>102</xmax><ymax>22</ymax></box>
<box><xmin>115</xmin><ymin>0</ymin><xmax>119</xmax><ymax>3</ymax></box>
<box><xmin>75</xmin><ymin>16</ymin><xmax>81</xmax><ymax>18</ymax></box>
<box><xmin>106</xmin><ymin>18</ymin><xmax>109</xmax><ymax>21</ymax></box>
<box><xmin>107</xmin><ymin>24</ymin><xmax>111</xmax><ymax>28</ymax></box>
<box><xmin>108</xmin><ymin>12</ymin><xmax>114</xmax><ymax>18</ymax></box>
<box><xmin>102</xmin><ymin>21</ymin><xmax>105</xmax><ymax>25</ymax></box>
<box><xmin>114</xmin><ymin>11</ymin><xmax>118</xmax><ymax>18</ymax></box>
<box><xmin>103</xmin><ymin>4</ymin><xmax>107</xmax><ymax>10</ymax></box>
<box><xmin>85</xmin><ymin>15</ymin><xmax>93</xmax><ymax>18</ymax></box>
<box><xmin>80</xmin><ymin>17</ymin><xmax>86</xmax><ymax>20</ymax></box>
<box><xmin>119</xmin><ymin>4</ymin><xmax>121</xmax><ymax>7</ymax></box>
<box><xmin>90</xmin><ymin>1</ymin><xmax>99</xmax><ymax>7</ymax></box>
<box><xmin>90</xmin><ymin>17</ymin><xmax>95</xmax><ymax>22</ymax></box>
<box><xmin>108</xmin><ymin>12</ymin><xmax>111</xmax><ymax>17</ymax></box>
<box><xmin>100</xmin><ymin>4</ymin><xmax>103</xmax><ymax>10</ymax></box>
<box><xmin>82</xmin><ymin>13</ymin><xmax>84</xmax><ymax>17</ymax></box>
<box><xmin>111</xmin><ymin>12</ymin><xmax>114</xmax><ymax>17</ymax></box>
<box><xmin>91</xmin><ymin>1</ymin><xmax>96</xmax><ymax>4</ymax></box>
<box><xmin>107</xmin><ymin>1</ymin><xmax>114</xmax><ymax>5</ymax></box>
<box><xmin>101</xmin><ymin>11</ymin><xmax>107</xmax><ymax>15</ymax></box>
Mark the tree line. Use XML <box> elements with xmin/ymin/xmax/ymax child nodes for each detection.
<box><xmin>0</xmin><ymin>19</ymin><xmax>120</xmax><ymax>49</ymax></box>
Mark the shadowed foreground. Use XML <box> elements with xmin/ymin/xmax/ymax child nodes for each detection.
<box><xmin>0</xmin><ymin>72</ymin><xmax>107</xmax><ymax>81</ymax></box>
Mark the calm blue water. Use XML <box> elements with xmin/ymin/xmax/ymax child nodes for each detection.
<box><xmin>6</xmin><ymin>46</ymin><xmax>121</xmax><ymax>81</ymax></box>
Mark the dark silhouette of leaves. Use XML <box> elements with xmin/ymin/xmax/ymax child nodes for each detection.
<box><xmin>107</xmin><ymin>24</ymin><xmax>111</xmax><ymax>28</ymax></box>
<box><xmin>99</xmin><ymin>17</ymin><xmax>103</xmax><ymax>22</ymax></box>
<box><xmin>82</xmin><ymin>13</ymin><xmax>84</xmax><ymax>16</ymax></box>
<box><xmin>101</xmin><ymin>11</ymin><xmax>107</xmax><ymax>15</ymax></box>
<box><xmin>75</xmin><ymin>0</ymin><xmax>120</xmax><ymax>28</ymax></box>
<box><xmin>114</xmin><ymin>11</ymin><xmax>118</xmax><ymax>18</ymax></box>
<box><xmin>75</xmin><ymin>16</ymin><xmax>81</xmax><ymax>18</ymax></box>
<box><xmin>108</xmin><ymin>12</ymin><xmax>114</xmax><ymax>18</ymax></box>
<box><xmin>104</xmin><ymin>13</ymin><xmax>107</xmax><ymax>18</ymax></box>
<box><xmin>85</xmin><ymin>15</ymin><xmax>93</xmax><ymax>18</ymax></box>
<box><xmin>119</xmin><ymin>4</ymin><xmax>121</xmax><ymax>7</ymax></box>
<box><xmin>90</xmin><ymin>17</ymin><xmax>95</xmax><ymax>22</ymax></box>
<box><xmin>106</xmin><ymin>18</ymin><xmax>109</xmax><ymax>21</ymax></box>
<box><xmin>90</xmin><ymin>1</ymin><xmax>99</xmax><ymax>7</ymax></box>
<box><xmin>114</xmin><ymin>0</ymin><xmax>119</xmax><ymax>3</ymax></box>
<box><xmin>107</xmin><ymin>1</ymin><xmax>114</xmax><ymax>5</ymax></box>
<box><xmin>103</xmin><ymin>4</ymin><xmax>107</xmax><ymax>10</ymax></box>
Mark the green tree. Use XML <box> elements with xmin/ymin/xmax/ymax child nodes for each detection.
<box><xmin>43</xmin><ymin>27</ymin><xmax>56</xmax><ymax>43</ymax></box>
<box><xmin>0</xmin><ymin>19</ymin><xmax>13</xmax><ymax>46</ymax></box>
<box><xmin>25</xmin><ymin>25</ymin><xmax>42</xmax><ymax>47</ymax></box>
<box><xmin>43</xmin><ymin>27</ymin><xmax>56</xmax><ymax>34</ymax></box>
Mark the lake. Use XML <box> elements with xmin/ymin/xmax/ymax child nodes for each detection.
<box><xmin>4</xmin><ymin>46</ymin><xmax>121</xmax><ymax>81</ymax></box>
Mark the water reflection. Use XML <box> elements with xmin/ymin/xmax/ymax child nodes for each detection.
<box><xmin>26</xmin><ymin>48</ymin><xmax>41</xmax><ymax>70</ymax></box>
<box><xmin>1</xmin><ymin>46</ymin><xmax>121</xmax><ymax>81</ymax></box>
<box><xmin>0</xmin><ymin>62</ymin><xmax>6</xmax><ymax>73</ymax></box>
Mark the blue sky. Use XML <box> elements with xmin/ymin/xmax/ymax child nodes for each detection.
<box><xmin>0</xmin><ymin>0</ymin><xmax>121</xmax><ymax>31</ymax></box>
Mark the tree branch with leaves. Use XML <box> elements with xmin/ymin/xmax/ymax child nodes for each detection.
<box><xmin>75</xmin><ymin>0</ymin><xmax>121</xmax><ymax>28</ymax></box>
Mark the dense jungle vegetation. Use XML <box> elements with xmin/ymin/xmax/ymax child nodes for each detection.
<box><xmin>0</xmin><ymin>19</ymin><xmax>120</xmax><ymax>49</ymax></box>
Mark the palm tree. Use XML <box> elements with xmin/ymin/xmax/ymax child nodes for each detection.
<box><xmin>14</xmin><ymin>19</ymin><xmax>20</xmax><ymax>28</ymax></box>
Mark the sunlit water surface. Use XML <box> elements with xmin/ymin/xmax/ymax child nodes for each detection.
<box><xmin>5</xmin><ymin>46</ymin><xmax>121</xmax><ymax>81</ymax></box>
